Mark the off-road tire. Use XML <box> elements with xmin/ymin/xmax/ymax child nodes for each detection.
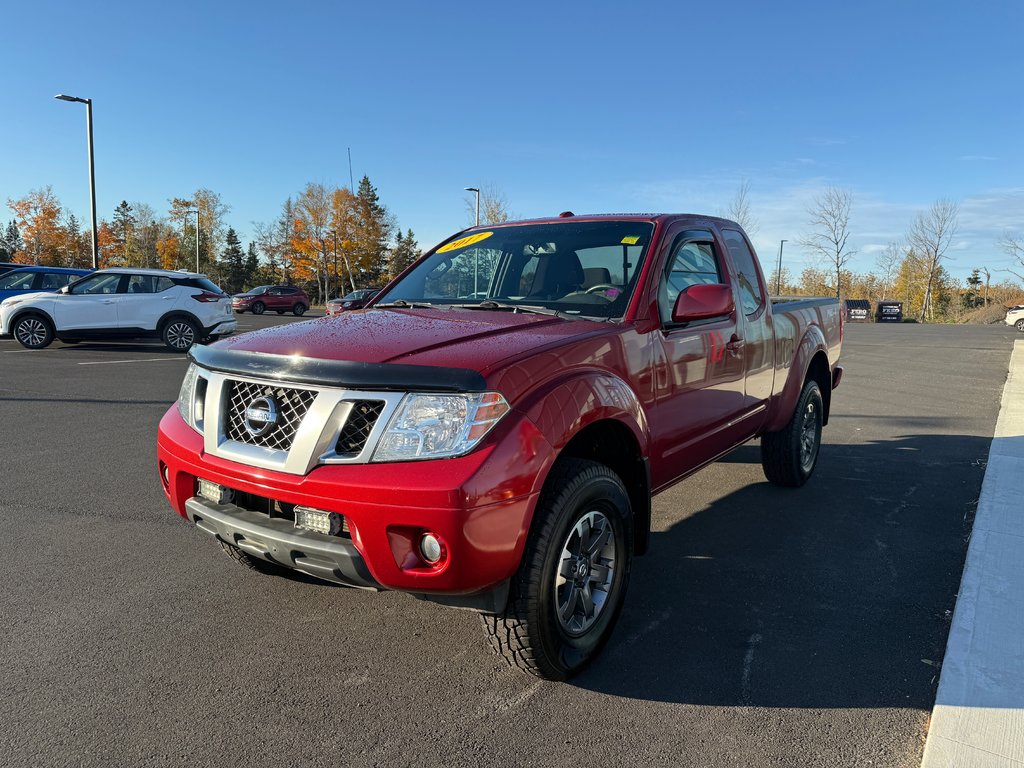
<box><xmin>251</xmin><ymin>301</ymin><xmax>265</xmax><ymax>315</ymax></box>
<box><xmin>481</xmin><ymin>458</ymin><xmax>633</xmax><ymax>680</ymax></box>
<box><xmin>761</xmin><ymin>379</ymin><xmax>823</xmax><ymax>487</ymax></box>
<box><xmin>161</xmin><ymin>317</ymin><xmax>199</xmax><ymax>352</ymax></box>
<box><xmin>293</xmin><ymin>303</ymin><xmax>307</xmax><ymax>316</ymax></box>
<box><xmin>13</xmin><ymin>314</ymin><xmax>54</xmax><ymax>349</ymax></box>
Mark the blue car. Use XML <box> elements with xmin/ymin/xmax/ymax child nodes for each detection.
<box><xmin>0</xmin><ymin>266</ymin><xmax>92</xmax><ymax>302</ymax></box>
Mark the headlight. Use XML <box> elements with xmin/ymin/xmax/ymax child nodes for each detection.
<box><xmin>372</xmin><ymin>392</ymin><xmax>510</xmax><ymax>462</ymax></box>
<box><xmin>177</xmin><ymin>364</ymin><xmax>204</xmax><ymax>433</ymax></box>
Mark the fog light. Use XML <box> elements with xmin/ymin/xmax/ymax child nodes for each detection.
<box><xmin>197</xmin><ymin>478</ymin><xmax>233</xmax><ymax>505</ymax></box>
<box><xmin>160</xmin><ymin>462</ymin><xmax>170</xmax><ymax>489</ymax></box>
<box><xmin>295</xmin><ymin>506</ymin><xmax>344</xmax><ymax>536</ymax></box>
<box><xmin>419</xmin><ymin>533</ymin><xmax>443</xmax><ymax>564</ymax></box>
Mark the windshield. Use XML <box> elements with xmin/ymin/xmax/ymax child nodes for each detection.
<box><xmin>248</xmin><ymin>286</ymin><xmax>271</xmax><ymax>295</ymax></box>
<box><xmin>376</xmin><ymin>221</ymin><xmax>655</xmax><ymax>319</ymax></box>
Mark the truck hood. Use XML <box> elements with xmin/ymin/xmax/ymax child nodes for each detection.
<box><xmin>215</xmin><ymin>307</ymin><xmax>608</xmax><ymax>375</ymax></box>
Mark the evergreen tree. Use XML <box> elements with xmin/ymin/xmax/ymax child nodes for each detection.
<box><xmin>352</xmin><ymin>176</ymin><xmax>394</xmax><ymax>283</ymax></box>
<box><xmin>112</xmin><ymin>200</ymin><xmax>136</xmax><ymax>266</ymax></box>
<box><xmin>220</xmin><ymin>228</ymin><xmax>245</xmax><ymax>293</ymax></box>
<box><xmin>389</xmin><ymin>229</ymin><xmax>420</xmax><ymax>280</ymax></box>
<box><xmin>244</xmin><ymin>241</ymin><xmax>259</xmax><ymax>289</ymax></box>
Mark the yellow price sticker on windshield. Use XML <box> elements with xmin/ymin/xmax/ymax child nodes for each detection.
<box><xmin>437</xmin><ymin>231</ymin><xmax>494</xmax><ymax>253</ymax></box>
<box><xmin>621</xmin><ymin>235</ymin><xmax>640</xmax><ymax>245</ymax></box>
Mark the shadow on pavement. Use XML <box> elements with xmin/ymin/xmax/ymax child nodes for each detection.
<box><xmin>575</xmin><ymin>432</ymin><xmax>1002</xmax><ymax>710</ymax></box>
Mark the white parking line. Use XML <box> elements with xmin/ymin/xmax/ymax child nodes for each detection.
<box><xmin>77</xmin><ymin>357</ymin><xmax>186</xmax><ymax>366</ymax></box>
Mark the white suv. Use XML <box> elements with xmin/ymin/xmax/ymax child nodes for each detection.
<box><xmin>0</xmin><ymin>268</ymin><xmax>237</xmax><ymax>351</ymax></box>
<box><xmin>1006</xmin><ymin>305</ymin><xmax>1024</xmax><ymax>332</ymax></box>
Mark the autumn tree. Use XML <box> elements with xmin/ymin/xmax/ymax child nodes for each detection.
<box><xmin>799</xmin><ymin>186</ymin><xmax>854</xmax><ymax>299</ymax></box>
<box><xmin>875</xmin><ymin>241</ymin><xmax>902</xmax><ymax>301</ymax></box>
<box><xmin>909</xmin><ymin>199</ymin><xmax>959</xmax><ymax>321</ymax></box>
<box><xmin>156</xmin><ymin>233</ymin><xmax>180</xmax><ymax>270</ymax></box>
<box><xmin>291</xmin><ymin>182</ymin><xmax>335</xmax><ymax>301</ymax></box>
<box><xmin>8</xmin><ymin>186</ymin><xmax>64</xmax><ymax>265</ymax></box>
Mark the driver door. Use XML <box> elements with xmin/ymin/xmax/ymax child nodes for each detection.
<box><xmin>52</xmin><ymin>273</ymin><xmax>125</xmax><ymax>330</ymax></box>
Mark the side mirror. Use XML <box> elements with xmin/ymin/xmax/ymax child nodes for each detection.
<box><xmin>671</xmin><ymin>283</ymin><xmax>734</xmax><ymax>323</ymax></box>
<box><xmin>58</xmin><ymin>285</ymin><xmax>70</xmax><ymax>295</ymax></box>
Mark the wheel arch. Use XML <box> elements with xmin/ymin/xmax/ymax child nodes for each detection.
<box><xmin>8</xmin><ymin>306</ymin><xmax>55</xmax><ymax>330</ymax></box>
<box><xmin>763</xmin><ymin>325</ymin><xmax>832</xmax><ymax>433</ymax></box>
<box><xmin>521</xmin><ymin>372</ymin><xmax>652</xmax><ymax>556</ymax></box>
<box><xmin>158</xmin><ymin>310</ymin><xmax>203</xmax><ymax>332</ymax></box>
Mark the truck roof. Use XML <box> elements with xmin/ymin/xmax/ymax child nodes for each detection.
<box><xmin>467</xmin><ymin>213</ymin><xmax>744</xmax><ymax>229</ymax></box>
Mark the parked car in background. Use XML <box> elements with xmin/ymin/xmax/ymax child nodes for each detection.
<box><xmin>0</xmin><ymin>268</ymin><xmax>235</xmax><ymax>351</ymax></box>
<box><xmin>1006</xmin><ymin>305</ymin><xmax>1024</xmax><ymax>331</ymax></box>
<box><xmin>876</xmin><ymin>300</ymin><xmax>903</xmax><ymax>322</ymax></box>
<box><xmin>232</xmin><ymin>285</ymin><xmax>309</xmax><ymax>316</ymax></box>
<box><xmin>0</xmin><ymin>266</ymin><xmax>92</xmax><ymax>302</ymax></box>
<box><xmin>326</xmin><ymin>288</ymin><xmax>381</xmax><ymax>316</ymax></box>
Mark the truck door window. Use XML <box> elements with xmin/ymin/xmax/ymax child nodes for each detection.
<box><xmin>722</xmin><ymin>230</ymin><xmax>764</xmax><ymax>315</ymax></box>
<box><xmin>659</xmin><ymin>240</ymin><xmax>722</xmax><ymax>324</ymax></box>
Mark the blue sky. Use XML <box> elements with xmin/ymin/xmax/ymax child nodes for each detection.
<box><xmin>3</xmin><ymin>0</ymin><xmax>1022</xmax><ymax>281</ymax></box>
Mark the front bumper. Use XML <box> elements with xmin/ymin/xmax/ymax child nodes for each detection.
<box><xmin>185</xmin><ymin>496</ymin><xmax>379</xmax><ymax>588</ymax></box>
<box><xmin>158</xmin><ymin>406</ymin><xmax>551</xmax><ymax>596</ymax></box>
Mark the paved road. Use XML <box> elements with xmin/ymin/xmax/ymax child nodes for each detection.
<box><xmin>0</xmin><ymin>318</ymin><xmax>1019</xmax><ymax>767</ymax></box>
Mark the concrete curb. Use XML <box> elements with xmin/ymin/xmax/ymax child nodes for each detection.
<box><xmin>922</xmin><ymin>339</ymin><xmax>1024</xmax><ymax>767</ymax></box>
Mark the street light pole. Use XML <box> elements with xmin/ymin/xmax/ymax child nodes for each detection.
<box><xmin>776</xmin><ymin>239</ymin><xmax>787</xmax><ymax>295</ymax></box>
<box><xmin>55</xmin><ymin>94</ymin><xmax>98</xmax><ymax>269</ymax></box>
<box><xmin>464</xmin><ymin>187</ymin><xmax>480</xmax><ymax>295</ymax></box>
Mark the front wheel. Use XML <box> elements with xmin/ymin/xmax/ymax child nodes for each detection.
<box><xmin>13</xmin><ymin>314</ymin><xmax>54</xmax><ymax>349</ymax></box>
<box><xmin>761</xmin><ymin>379</ymin><xmax>823</xmax><ymax>487</ymax></box>
<box><xmin>162</xmin><ymin>318</ymin><xmax>199</xmax><ymax>352</ymax></box>
<box><xmin>251</xmin><ymin>301</ymin><xmax>265</xmax><ymax>315</ymax></box>
<box><xmin>482</xmin><ymin>458</ymin><xmax>633</xmax><ymax>680</ymax></box>
<box><xmin>1016</xmin><ymin>319</ymin><xmax>1024</xmax><ymax>331</ymax></box>
<box><xmin>293</xmin><ymin>303</ymin><xmax>307</xmax><ymax>316</ymax></box>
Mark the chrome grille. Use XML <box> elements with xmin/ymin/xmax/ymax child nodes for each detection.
<box><xmin>335</xmin><ymin>400</ymin><xmax>385</xmax><ymax>457</ymax></box>
<box><xmin>225</xmin><ymin>380</ymin><xmax>316</xmax><ymax>451</ymax></box>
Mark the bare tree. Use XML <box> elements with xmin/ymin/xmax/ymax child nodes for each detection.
<box><xmin>876</xmin><ymin>241</ymin><xmax>902</xmax><ymax>301</ymax></box>
<box><xmin>998</xmin><ymin>233</ymin><xmax>1024</xmax><ymax>283</ymax></box>
<box><xmin>909</xmin><ymin>199</ymin><xmax>959</xmax><ymax>321</ymax></box>
<box><xmin>798</xmin><ymin>186</ymin><xmax>854</xmax><ymax>299</ymax></box>
<box><xmin>726</xmin><ymin>178</ymin><xmax>758</xmax><ymax>235</ymax></box>
<box><xmin>465</xmin><ymin>183</ymin><xmax>512</xmax><ymax>226</ymax></box>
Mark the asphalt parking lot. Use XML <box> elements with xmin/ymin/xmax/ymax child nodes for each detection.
<box><xmin>0</xmin><ymin>316</ymin><xmax>1019</xmax><ymax>767</ymax></box>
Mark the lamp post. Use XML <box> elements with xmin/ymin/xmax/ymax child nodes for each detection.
<box><xmin>55</xmin><ymin>94</ymin><xmax>98</xmax><ymax>269</ymax></box>
<box><xmin>329</xmin><ymin>229</ymin><xmax>357</xmax><ymax>293</ymax></box>
<box><xmin>181</xmin><ymin>209</ymin><xmax>200</xmax><ymax>272</ymax></box>
<box><xmin>464</xmin><ymin>187</ymin><xmax>480</xmax><ymax>295</ymax></box>
<box><xmin>776</xmin><ymin>239</ymin><xmax>787</xmax><ymax>295</ymax></box>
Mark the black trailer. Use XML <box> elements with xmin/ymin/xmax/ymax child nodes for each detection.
<box><xmin>844</xmin><ymin>299</ymin><xmax>871</xmax><ymax>322</ymax></box>
<box><xmin>876</xmin><ymin>301</ymin><xmax>903</xmax><ymax>322</ymax></box>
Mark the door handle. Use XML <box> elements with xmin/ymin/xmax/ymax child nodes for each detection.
<box><xmin>726</xmin><ymin>335</ymin><xmax>745</xmax><ymax>356</ymax></box>
<box><xmin>102</xmin><ymin>299</ymin><xmax>115</xmax><ymax>304</ymax></box>
<box><xmin>162</xmin><ymin>296</ymin><xmax>174</xmax><ymax>300</ymax></box>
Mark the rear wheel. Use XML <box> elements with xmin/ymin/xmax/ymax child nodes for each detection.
<box><xmin>251</xmin><ymin>301</ymin><xmax>265</xmax><ymax>315</ymax></box>
<box><xmin>482</xmin><ymin>458</ymin><xmax>632</xmax><ymax>680</ymax></box>
<box><xmin>13</xmin><ymin>314</ymin><xmax>54</xmax><ymax>349</ymax></box>
<box><xmin>761</xmin><ymin>379</ymin><xmax>823</xmax><ymax>487</ymax></box>
<box><xmin>161</xmin><ymin>318</ymin><xmax>199</xmax><ymax>352</ymax></box>
<box><xmin>293</xmin><ymin>303</ymin><xmax>307</xmax><ymax>316</ymax></box>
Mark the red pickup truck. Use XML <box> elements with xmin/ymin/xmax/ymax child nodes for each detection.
<box><xmin>157</xmin><ymin>214</ymin><xmax>842</xmax><ymax>680</ymax></box>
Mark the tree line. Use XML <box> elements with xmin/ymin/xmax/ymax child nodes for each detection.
<box><xmin>1</xmin><ymin>176</ymin><xmax>422</xmax><ymax>302</ymax></box>
<box><xmin>727</xmin><ymin>183</ymin><xmax>1024</xmax><ymax>322</ymax></box>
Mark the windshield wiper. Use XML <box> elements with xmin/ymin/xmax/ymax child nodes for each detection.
<box><xmin>453</xmin><ymin>300</ymin><xmax>571</xmax><ymax>319</ymax></box>
<box><xmin>375</xmin><ymin>300</ymin><xmax>436</xmax><ymax>309</ymax></box>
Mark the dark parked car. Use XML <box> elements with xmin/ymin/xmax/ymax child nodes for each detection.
<box><xmin>325</xmin><ymin>288</ymin><xmax>381</xmax><ymax>316</ymax></box>
<box><xmin>0</xmin><ymin>262</ymin><xmax>22</xmax><ymax>276</ymax></box>
<box><xmin>0</xmin><ymin>266</ymin><xmax>92</xmax><ymax>302</ymax></box>
<box><xmin>232</xmin><ymin>285</ymin><xmax>309</xmax><ymax>316</ymax></box>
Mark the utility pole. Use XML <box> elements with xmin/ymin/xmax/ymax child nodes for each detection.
<box><xmin>55</xmin><ymin>94</ymin><xmax>99</xmax><ymax>269</ymax></box>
